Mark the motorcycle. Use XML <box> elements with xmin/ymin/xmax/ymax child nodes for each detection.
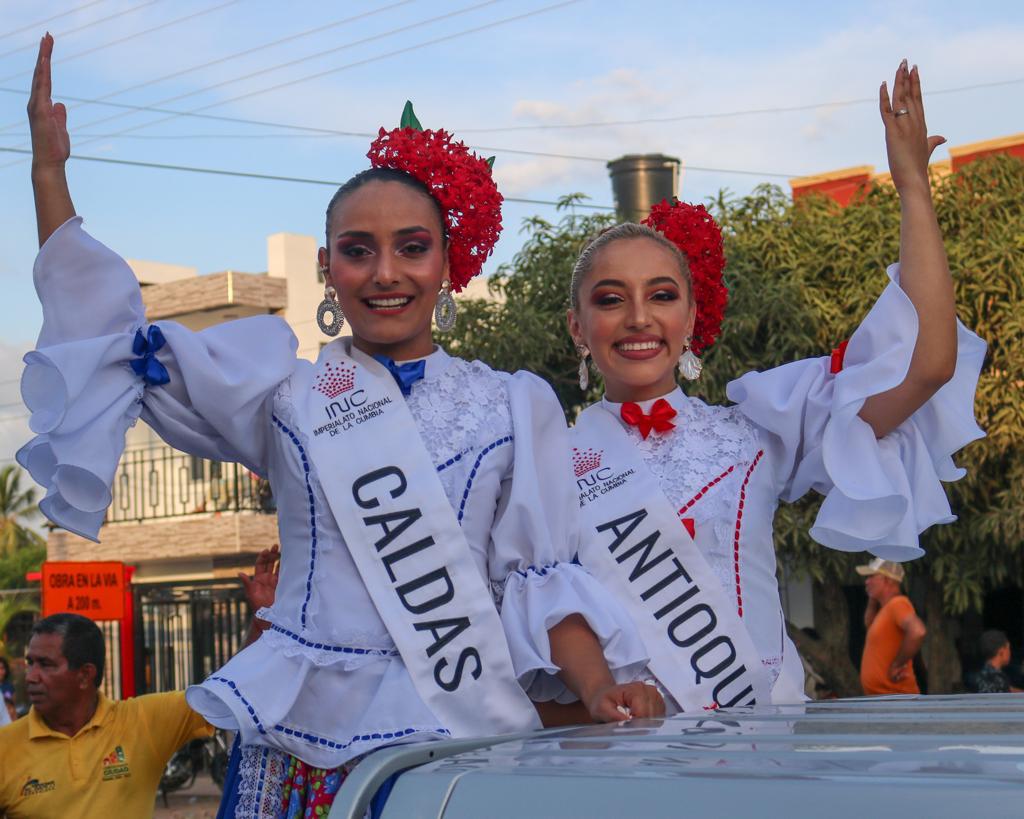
<box><xmin>159</xmin><ymin>728</ymin><xmax>233</xmax><ymax>804</ymax></box>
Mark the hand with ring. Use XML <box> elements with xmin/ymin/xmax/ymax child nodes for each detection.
<box><xmin>879</xmin><ymin>58</ymin><xmax>946</xmax><ymax>195</ymax></box>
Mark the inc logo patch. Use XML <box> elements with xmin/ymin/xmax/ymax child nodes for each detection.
<box><xmin>572</xmin><ymin>447</ymin><xmax>603</xmax><ymax>477</ymax></box>
<box><xmin>314</xmin><ymin>362</ymin><xmax>356</xmax><ymax>398</ymax></box>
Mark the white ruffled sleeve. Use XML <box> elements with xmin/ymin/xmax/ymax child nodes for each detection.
<box><xmin>491</xmin><ymin>371</ymin><xmax>649</xmax><ymax>702</ymax></box>
<box><xmin>16</xmin><ymin>216</ymin><xmax>300</xmax><ymax>542</ymax></box>
<box><xmin>726</xmin><ymin>263</ymin><xmax>986</xmax><ymax>561</ymax></box>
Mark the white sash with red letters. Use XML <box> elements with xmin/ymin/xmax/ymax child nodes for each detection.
<box><xmin>572</xmin><ymin>402</ymin><xmax>772</xmax><ymax>711</ymax></box>
<box><xmin>298</xmin><ymin>339</ymin><xmax>540</xmax><ymax>736</ymax></box>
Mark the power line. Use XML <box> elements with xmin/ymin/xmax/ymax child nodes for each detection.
<box><xmin>0</xmin><ymin>0</ymin><xmax>584</xmax><ymax>170</ymax></box>
<box><xmin>0</xmin><ymin>0</ymin><xmax>420</xmax><ymax>135</ymax></box>
<box><xmin>178</xmin><ymin>0</ymin><xmax>583</xmax><ymax>118</ymax></box>
<box><xmin>0</xmin><ymin>0</ymin><xmax>246</xmax><ymax>84</ymax></box>
<box><xmin>63</xmin><ymin>0</ymin><xmax>504</xmax><ymax>150</ymax></box>
<box><xmin>0</xmin><ymin>130</ymin><xmax>803</xmax><ymax>177</ymax></box>
<box><xmin>0</xmin><ymin>0</ymin><xmax>168</xmax><ymax>61</ymax></box>
<box><xmin>0</xmin><ymin>83</ymin><xmax>805</xmax><ymax>177</ymax></box>
<box><xmin>0</xmin><ymin>145</ymin><xmax>618</xmax><ymax>208</ymax></box>
<box><xmin>0</xmin><ymin>0</ymin><xmax>109</xmax><ymax>44</ymax></box>
<box><xmin>456</xmin><ymin>77</ymin><xmax>1024</xmax><ymax>132</ymax></box>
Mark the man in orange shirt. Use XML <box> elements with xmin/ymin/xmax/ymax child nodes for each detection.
<box><xmin>858</xmin><ymin>558</ymin><xmax>927</xmax><ymax>695</ymax></box>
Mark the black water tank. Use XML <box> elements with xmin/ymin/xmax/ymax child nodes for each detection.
<box><xmin>607</xmin><ymin>154</ymin><xmax>681</xmax><ymax>222</ymax></box>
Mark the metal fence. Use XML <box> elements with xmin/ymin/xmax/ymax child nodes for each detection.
<box><xmin>135</xmin><ymin>582</ymin><xmax>250</xmax><ymax>694</ymax></box>
<box><xmin>107</xmin><ymin>446</ymin><xmax>274</xmax><ymax>524</ymax></box>
<box><xmin>98</xmin><ymin>619</ymin><xmax>122</xmax><ymax>701</ymax></box>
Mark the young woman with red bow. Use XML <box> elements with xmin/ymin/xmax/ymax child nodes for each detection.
<box><xmin>564</xmin><ymin>60</ymin><xmax>986</xmax><ymax>711</ymax></box>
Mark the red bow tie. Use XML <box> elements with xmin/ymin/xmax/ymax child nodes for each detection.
<box><xmin>620</xmin><ymin>398</ymin><xmax>677</xmax><ymax>439</ymax></box>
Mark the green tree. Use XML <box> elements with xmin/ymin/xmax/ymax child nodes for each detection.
<box><xmin>0</xmin><ymin>541</ymin><xmax>46</xmax><ymax>591</ymax></box>
<box><xmin>0</xmin><ymin>465</ymin><xmax>41</xmax><ymax>557</ymax></box>
<box><xmin>450</xmin><ymin>156</ymin><xmax>1024</xmax><ymax>696</ymax></box>
<box><xmin>0</xmin><ymin>594</ymin><xmax>39</xmax><ymax>654</ymax></box>
<box><xmin>446</xmin><ymin>195</ymin><xmax>614</xmax><ymax>412</ymax></box>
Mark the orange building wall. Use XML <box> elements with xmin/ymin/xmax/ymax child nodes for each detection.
<box><xmin>790</xmin><ymin>133</ymin><xmax>1024</xmax><ymax>206</ymax></box>
<box><xmin>791</xmin><ymin>167</ymin><xmax>874</xmax><ymax>206</ymax></box>
<box><xmin>949</xmin><ymin>133</ymin><xmax>1024</xmax><ymax>172</ymax></box>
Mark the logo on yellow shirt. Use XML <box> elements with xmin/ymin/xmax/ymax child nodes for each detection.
<box><xmin>21</xmin><ymin>777</ymin><xmax>56</xmax><ymax>797</ymax></box>
<box><xmin>102</xmin><ymin>746</ymin><xmax>131</xmax><ymax>781</ymax></box>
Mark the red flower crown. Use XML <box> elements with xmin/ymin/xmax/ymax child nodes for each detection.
<box><xmin>367</xmin><ymin>103</ymin><xmax>502</xmax><ymax>293</ymax></box>
<box><xmin>642</xmin><ymin>199</ymin><xmax>728</xmax><ymax>355</ymax></box>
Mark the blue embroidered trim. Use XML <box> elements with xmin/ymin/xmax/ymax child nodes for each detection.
<box><xmin>515</xmin><ymin>561</ymin><xmax>562</xmax><ymax>578</ymax></box>
<box><xmin>269</xmin><ymin>624</ymin><xmax>398</xmax><ymax>657</ymax></box>
<box><xmin>436</xmin><ymin>446</ymin><xmax>474</xmax><ymax>474</ymax></box>
<box><xmin>273</xmin><ymin>723</ymin><xmax>451</xmax><ymax>751</ymax></box>
<box><xmin>256</xmin><ymin>746</ymin><xmax>268</xmax><ymax>809</ymax></box>
<box><xmin>457</xmin><ymin>435</ymin><xmax>513</xmax><ymax>523</ymax></box>
<box><xmin>211</xmin><ymin>675</ymin><xmax>266</xmax><ymax>735</ymax></box>
<box><xmin>272</xmin><ymin>414</ymin><xmax>317</xmax><ymax>630</ymax></box>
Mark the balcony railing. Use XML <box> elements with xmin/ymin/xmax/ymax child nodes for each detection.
<box><xmin>106</xmin><ymin>445</ymin><xmax>275</xmax><ymax>524</ymax></box>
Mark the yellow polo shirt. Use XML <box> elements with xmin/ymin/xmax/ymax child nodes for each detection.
<box><xmin>0</xmin><ymin>691</ymin><xmax>212</xmax><ymax>818</ymax></box>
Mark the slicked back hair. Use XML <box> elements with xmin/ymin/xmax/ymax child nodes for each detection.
<box><xmin>569</xmin><ymin>222</ymin><xmax>691</xmax><ymax>311</ymax></box>
<box><xmin>323</xmin><ymin>167</ymin><xmax>447</xmax><ymax>250</ymax></box>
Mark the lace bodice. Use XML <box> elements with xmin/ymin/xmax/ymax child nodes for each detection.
<box><xmin>626</xmin><ymin>395</ymin><xmax>765</xmax><ymax>588</ymax></box>
<box><xmin>633</xmin><ymin>397</ymin><xmax>761</xmax><ymax>511</ymax></box>
<box><xmin>405</xmin><ymin>357</ymin><xmax>513</xmax><ymax>500</ymax></box>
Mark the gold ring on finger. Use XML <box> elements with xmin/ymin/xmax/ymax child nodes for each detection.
<box><xmin>894</xmin><ymin>108</ymin><xmax>910</xmax><ymax>117</ymax></box>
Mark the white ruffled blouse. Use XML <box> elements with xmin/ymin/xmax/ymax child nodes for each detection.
<box><xmin>585</xmin><ymin>263</ymin><xmax>986</xmax><ymax>704</ymax></box>
<box><xmin>18</xmin><ymin>217</ymin><xmax>648</xmax><ymax>768</ymax></box>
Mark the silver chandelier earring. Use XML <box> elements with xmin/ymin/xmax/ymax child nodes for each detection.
<box><xmin>576</xmin><ymin>344</ymin><xmax>591</xmax><ymax>391</ymax></box>
<box><xmin>678</xmin><ymin>337</ymin><xmax>703</xmax><ymax>381</ymax></box>
<box><xmin>316</xmin><ymin>276</ymin><xmax>345</xmax><ymax>337</ymax></box>
<box><xmin>434</xmin><ymin>280</ymin><xmax>457</xmax><ymax>332</ymax></box>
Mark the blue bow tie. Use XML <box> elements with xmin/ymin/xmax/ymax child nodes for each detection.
<box><xmin>130</xmin><ymin>326</ymin><xmax>171</xmax><ymax>387</ymax></box>
<box><xmin>372</xmin><ymin>354</ymin><xmax>426</xmax><ymax>396</ymax></box>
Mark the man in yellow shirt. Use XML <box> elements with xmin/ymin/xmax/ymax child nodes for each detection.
<box><xmin>0</xmin><ymin>612</ymin><xmax>213</xmax><ymax>818</ymax></box>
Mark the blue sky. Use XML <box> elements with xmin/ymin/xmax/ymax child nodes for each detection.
<box><xmin>1</xmin><ymin>0</ymin><xmax>1023</xmax><ymax>461</ymax></box>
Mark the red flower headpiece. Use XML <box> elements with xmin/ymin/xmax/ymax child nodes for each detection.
<box><xmin>642</xmin><ymin>199</ymin><xmax>728</xmax><ymax>355</ymax></box>
<box><xmin>367</xmin><ymin>103</ymin><xmax>502</xmax><ymax>293</ymax></box>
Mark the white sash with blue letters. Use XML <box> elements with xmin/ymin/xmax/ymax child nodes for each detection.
<box><xmin>299</xmin><ymin>339</ymin><xmax>541</xmax><ymax>736</ymax></box>
<box><xmin>572</xmin><ymin>402</ymin><xmax>772</xmax><ymax>711</ymax></box>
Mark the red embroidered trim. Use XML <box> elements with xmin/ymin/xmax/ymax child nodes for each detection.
<box><xmin>678</xmin><ymin>464</ymin><xmax>738</xmax><ymax>516</ymax></box>
<box><xmin>733</xmin><ymin>450</ymin><xmax>765</xmax><ymax>618</ymax></box>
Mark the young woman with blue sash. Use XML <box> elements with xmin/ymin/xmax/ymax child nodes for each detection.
<box><xmin>22</xmin><ymin>35</ymin><xmax>660</xmax><ymax>817</ymax></box>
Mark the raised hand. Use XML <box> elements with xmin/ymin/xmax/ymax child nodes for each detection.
<box><xmin>859</xmin><ymin>59</ymin><xmax>957</xmax><ymax>440</ymax></box>
<box><xmin>27</xmin><ymin>33</ymin><xmax>70</xmax><ymax>172</ymax></box>
<box><xmin>879</xmin><ymin>59</ymin><xmax>946</xmax><ymax>195</ymax></box>
<box><xmin>27</xmin><ymin>33</ymin><xmax>75</xmax><ymax>246</ymax></box>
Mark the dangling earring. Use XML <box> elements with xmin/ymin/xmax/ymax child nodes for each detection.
<box><xmin>435</xmin><ymin>280</ymin><xmax>457</xmax><ymax>332</ymax></box>
<box><xmin>678</xmin><ymin>337</ymin><xmax>702</xmax><ymax>381</ymax></box>
<box><xmin>576</xmin><ymin>344</ymin><xmax>591</xmax><ymax>391</ymax></box>
<box><xmin>316</xmin><ymin>275</ymin><xmax>345</xmax><ymax>336</ymax></box>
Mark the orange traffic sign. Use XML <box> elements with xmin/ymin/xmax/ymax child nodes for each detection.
<box><xmin>41</xmin><ymin>562</ymin><xmax>126</xmax><ymax>621</ymax></box>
